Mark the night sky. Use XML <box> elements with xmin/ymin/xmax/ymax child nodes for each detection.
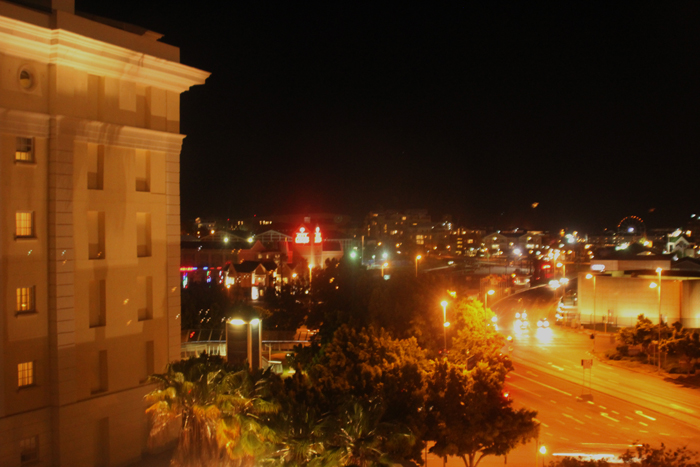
<box><xmin>75</xmin><ymin>1</ymin><xmax>700</xmax><ymax>232</ymax></box>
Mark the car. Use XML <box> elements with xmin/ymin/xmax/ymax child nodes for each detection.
<box><xmin>514</xmin><ymin>311</ymin><xmax>529</xmax><ymax>331</ymax></box>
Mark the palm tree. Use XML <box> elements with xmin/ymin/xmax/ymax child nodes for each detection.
<box><xmin>145</xmin><ymin>356</ymin><xmax>228</xmax><ymax>467</ymax></box>
<box><xmin>215</xmin><ymin>369</ymin><xmax>280</xmax><ymax>466</ymax></box>
<box><xmin>325</xmin><ymin>399</ymin><xmax>415</xmax><ymax>467</ymax></box>
<box><xmin>265</xmin><ymin>404</ymin><xmax>328</xmax><ymax>467</ymax></box>
<box><xmin>145</xmin><ymin>355</ymin><xmax>280</xmax><ymax>467</ymax></box>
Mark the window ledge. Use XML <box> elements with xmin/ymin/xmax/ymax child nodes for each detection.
<box><xmin>15</xmin><ymin>311</ymin><xmax>38</xmax><ymax>317</ymax></box>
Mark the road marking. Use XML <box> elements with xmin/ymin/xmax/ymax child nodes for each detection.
<box><xmin>624</xmin><ymin>416</ymin><xmax>634</xmax><ymax>421</ymax></box>
<box><xmin>612</xmin><ymin>410</ymin><xmax>619</xmax><ymax>415</ymax></box>
<box><xmin>639</xmin><ymin>422</ymin><xmax>648</xmax><ymax>427</ymax></box>
<box><xmin>660</xmin><ymin>433</ymin><xmax>670</xmax><ymax>436</ymax></box>
<box><xmin>599</xmin><ymin>405</ymin><xmax>607</xmax><ymax>409</ymax></box>
<box><xmin>670</xmin><ymin>403</ymin><xmax>695</xmax><ymax>414</ymax></box>
<box><xmin>601</xmin><ymin>413</ymin><xmax>619</xmax><ymax>422</ymax></box>
<box><xmin>511</xmin><ymin>372</ymin><xmax>573</xmax><ymax>396</ymax></box>
<box><xmin>639</xmin><ymin>430</ymin><xmax>649</xmax><ymax>433</ymax></box>
<box><xmin>563</xmin><ymin>413</ymin><xmax>585</xmax><ymax>425</ymax></box>
<box><xmin>566</xmin><ymin>406</ymin><xmax>573</xmax><ymax>411</ymax></box>
<box><xmin>508</xmin><ymin>382</ymin><xmax>542</xmax><ymax>397</ymax></box>
<box><xmin>584</xmin><ymin>415</ymin><xmax>592</xmax><ymax>419</ymax></box>
<box><xmin>551</xmin><ymin>364</ymin><xmax>565</xmax><ymax>371</ymax></box>
<box><xmin>527</xmin><ymin>370</ymin><xmax>539</xmax><ymax>377</ymax></box>
<box><xmin>592</xmin><ymin>432</ymin><xmax>600</xmax><ymax>436</ymax></box>
<box><xmin>550</xmin><ymin>400</ymin><xmax>557</xmax><ymax>404</ymax></box>
<box><xmin>560</xmin><ymin>437</ymin><xmax>570</xmax><ymax>441</ymax></box>
<box><xmin>587</xmin><ymin>401</ymin><xmax>595</xmax><ymax>405</ymax></box>
<box><xmin>635</xmin><ymin>410</ymin><xmax>656</xmax><ymax>421</ymax></box>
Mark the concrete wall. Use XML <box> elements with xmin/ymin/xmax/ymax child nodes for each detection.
<box><xmin>578</xmin><ymin>273</ymin><xmax>700</xmax><ymax>329</ymax></box>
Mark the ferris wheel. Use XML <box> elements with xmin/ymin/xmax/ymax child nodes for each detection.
<box><xmin>617</xmin><ymin>216</ymin><xmax>646</xmax><ymax>237</ymax></box>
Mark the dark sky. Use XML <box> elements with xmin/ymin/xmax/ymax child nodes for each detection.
<box><xmin>75</xmin><ymin>1</ymin><xmax>700</xmax><ymax>232</ymax></box>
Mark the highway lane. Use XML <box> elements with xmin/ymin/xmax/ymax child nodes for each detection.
<box><xmin>489</xmin><ymin>285</ymin><xmax>700</xmax><ymax>458</ymax></box>
<box><xmin>506</xmin><ymin>361</ymin><xmax>700</xmax><ymax>458</ymax></box>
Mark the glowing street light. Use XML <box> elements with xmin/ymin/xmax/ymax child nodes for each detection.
<box><xmin>484</xmin><ymin>289</ymin><xmax>495</xmax><ymax>310</ymax></box>
<box><xmin>415</xmin><ymin>255</ymin><xmax>422</xmax><ymax>277</ymax></box>
<box><xmin>586</xmin><ymin>273</ymin><xmax>597</xmax><ymax>347</ymax></box>
<box><xmin>441</xmin><ymin>300</ymin><xmax>449</xmax><ymax>352</ymax></box>
<box><xmin>654</xmin><ymin>266</ymin><xmax>663</xmax><ymax>371</ymax></box>
<box><xmin>536</xmin><ymin>440</ymin><xmax>547</xmax><ymax>467</ymax></box>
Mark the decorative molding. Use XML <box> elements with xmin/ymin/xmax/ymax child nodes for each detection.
<box><xmin>0</xmin><ymin>109</ymin><xmax>50</xmax><ymax>137</ymax></box>
<box><xmin>0</xmin><ymin>15</ymin><xmax>209</xmax><ymax>92</ymax></box>
<box><xmin>0</xmin><ymin>109</ymin><xmax>185</xmax><ymax>153</ymax></box>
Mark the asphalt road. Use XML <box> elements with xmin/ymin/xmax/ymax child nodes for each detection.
<box><xmin>489</xmin><ymin>285</ymin><xmax>700</xmax><ymax>462</ymax></box>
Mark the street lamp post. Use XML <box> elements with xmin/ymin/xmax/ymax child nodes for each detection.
<box><xmin>535</xmin><ymin>440</ymin><xmax>547</xmax><ymax>467</ymax></box>
<box><xmin>586</xmin><ymin>273</ymin><xmax>597</xmax><ymax>348</ymax></box>
<box><xmin>415</xmin><ymin>255</ymin><xmax>422</xmax><ymax>278</ymax></box>
<box><xmin>441</xmin><ymin>300</ymin><xmax>449</xmax><ymax>352</ymax></box>
<box><xmin>657</xmin><ymin>267</ymin><xmax>663</xmax><ymax>371</ymax></box>
<box><xmin>650</xmin><ymin>267</ymin><xmax>663</xmax><ymax>371</ymax></box>
<box><xmin>381</xmin><ymin>262</ymin><xmax>388</xmax><ymax>278</ymax></box>
<box><xmin>485</xmin><ymin>289</ymin><xmax>495</xmax><ymax>310</ymax></box>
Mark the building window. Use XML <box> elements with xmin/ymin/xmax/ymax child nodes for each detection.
<box><xmin>135</xmin><ymin>150</ymin><xmax>150</xmax><ymax>192</ymax></box>
<box><xmin>19</xmin><ymin>69</ymin><xmax>34</xmax><ymax>90</ymax></box>
<box><xmin>88</xmin><ymin>211</ymin><xmax>106</xmax><ymax>259</ymax></box>
<box><xmin>89</xmin><ymin>280</ymin><xmax>106</xmax><ymax>328</ymax></box>
<box><xmin>136</xmin><ymin>213</ymin><xmax>152</xmax><ymax>257</ymax></box>
<box><xmin>91</xmin><ymin>350</ymin><xmax>108</xmax><ymax>394</ymax></box>
<box><xmin>20</xmin><ymin>435</ymin><xmax>39</xmax><ymax>465</ymax></box>
<box><xmin>18</xmin><ymin>361</ymin><xmax>34</xmax><ymax>387</ymax></box>
<box><xmin>136</xmin><ymin>276</ymin><xmax>153</xmax><ymax>321</ymax></box>
<box><xmin>15</xmin><ymin>137</ymin><xmax>33</xmax><ymax>162</ymax></box>
<box><xmin>16</xmin><ymin>287</ymin><xmax>35</xmax><ymax>314</ymax></box>
<box><xmin>87</xmin><ymin>144</ymin><xmax>104</xmax><ymax>190</ymax></box>
<box><xmin>15</xmin><ymin>211</ymin><xmax>34</xmax><ymax>238</ymax></box>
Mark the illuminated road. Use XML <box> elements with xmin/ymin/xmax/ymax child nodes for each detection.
<box><xmin>490</xmin><ymin>286</ymin><xmax>700</xmax><ymax>461</ymax></box>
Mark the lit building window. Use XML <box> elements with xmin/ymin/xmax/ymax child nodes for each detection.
<box><xmin>15</xmin><ymin>137</ymin><xmax>33</xmax><ymax>162</ymax></box>
<box><xmin>15</xmin><ymin>211</ymin><xmax>34</xmax><ymax>238</ymax></box>
<box><xmin>20</xmin><ymin>435</ymin><xmax>39</xmax><ymax>465</ymax></box>
<box><xmin>16</xmin><ymin>287</ymin><xmax>35</xmax><ymax>314</ymax></box>
<box><xmin>18</xmin><ymin>361</ymin><xmax>34</xmax><ymax>387</ymax></box>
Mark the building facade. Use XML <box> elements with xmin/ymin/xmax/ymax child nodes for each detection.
<box><xmin>0</xmin><ymin>1</ymin><xmax>208</xmax><ymax>466</ymax></box>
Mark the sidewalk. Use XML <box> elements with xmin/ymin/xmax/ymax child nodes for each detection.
<box><xmin>558</xmin><ymin>324</ymin><xmax>700</xmax><ymax>391</ymax></box>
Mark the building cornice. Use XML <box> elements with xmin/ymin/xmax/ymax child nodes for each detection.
<box><xmin>0</xmin><ymin>15</ymin><xmax>209</xmax><ymax>92</ymax></box>
<box><xmin>0</xmin><ymin>109</ymin><xmax>186</xmax><ymax>153</ymax></box>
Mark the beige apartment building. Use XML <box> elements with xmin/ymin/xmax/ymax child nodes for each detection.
<box><xmin>0</xmin><ymin>1</ymin><xmax>208</xmax><ymax>466</ymax></box>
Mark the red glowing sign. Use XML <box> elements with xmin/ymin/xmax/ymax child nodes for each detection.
<box><xmin>296</xmin><ymin>226</ymin><xmax>322</xmax><ymax>244</ymax></box>
<box><xmin>295</xmin><ymin>227</ymin><xmax>309</xmax><ymax>244</ymax></box>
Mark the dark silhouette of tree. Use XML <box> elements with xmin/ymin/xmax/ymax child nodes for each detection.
<box><xmin>308</xmin><ymin>325</ymin><xmax>427</xmax><ymax>464</ymax></box>
<box><xmin>425</xmin><ymin>359</ymin><xmax>538</xmax><ymax>467</ymax></box>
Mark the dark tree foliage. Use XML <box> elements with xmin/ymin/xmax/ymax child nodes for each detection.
<box><xmin>308</xmin><ymin>324</ymin><xmax>428</xmax><ymax>463</ymax></box>
<box><xmin>259</xmin><ymin>282</ymin><xmax>309</xmax><ymax>331</ymax></box>
<box><xmin>425</xmin><ymin>359</ymin><xmax>538</xmax><ymax>467</ymax></box>
<box><xmin>547</xmin><ymin>443</ymin><xmax>700</xmax><ymax>466</ymax></box>
<box><xmin>181</xmin><ymin>281</ymin><xmax>234</xmax><ymax>330</ymax></box>
<box><xmin>306</xmin><ymin>259</ymin><xmax>376</xmax><ymax>342</ymax></box>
